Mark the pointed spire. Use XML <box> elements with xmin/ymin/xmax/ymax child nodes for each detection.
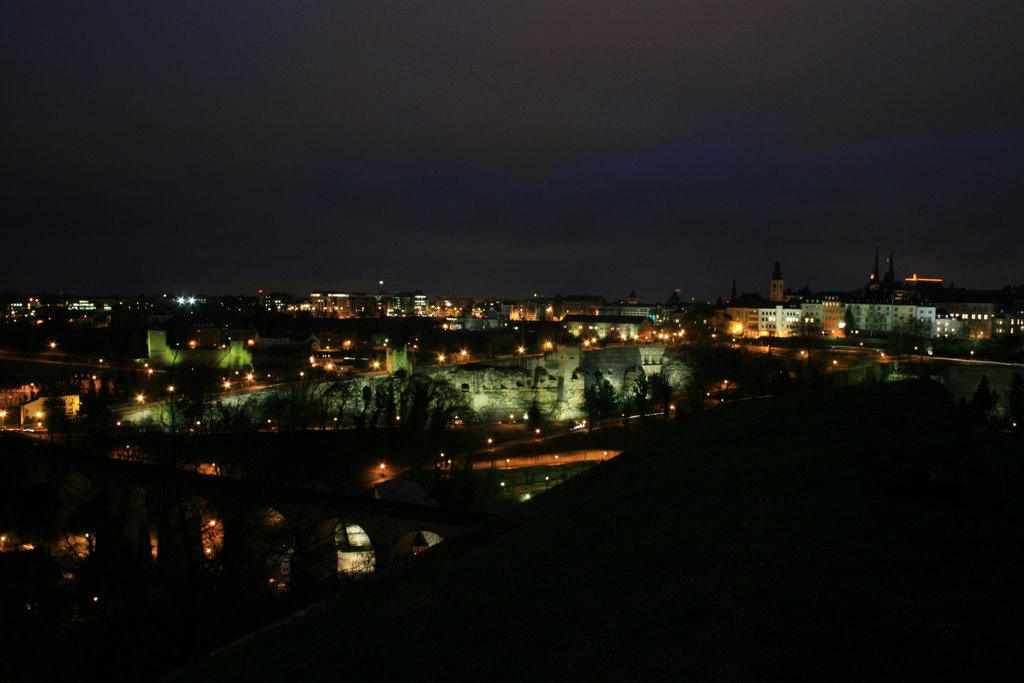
<box><xmin>772</xmin><ymin>260</ymin><xmax>782</xmax><ymax>279</ymax></box>
<box><xmin>881</xmin><ymin>245</ymin><xmax>895</xmax><ymax>289</ymax></box>
<box><xmin>871</xmin><ymin>244</ymin><xmax>879</xmax><ymax>281</ymax></box>
<box><xmin>730</xmin><ymin>276</ymin><xmax>737</xmax><ymax>302</ymax></box>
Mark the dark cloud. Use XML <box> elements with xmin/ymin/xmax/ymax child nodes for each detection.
<box><xmin>2</xmin><ymin>1</ymin><xmax>1023</xmax><ymax>299</ymax></box>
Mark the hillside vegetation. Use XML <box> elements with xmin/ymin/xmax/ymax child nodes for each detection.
<box><xmin>172</xmin><ymin>381</ymin><xmax>1024</xmax><ymax>682</ymax></box>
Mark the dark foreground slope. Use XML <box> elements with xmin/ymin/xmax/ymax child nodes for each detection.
<box><xmin>171</xmin><ymin>381</ymin><xmax>1024</xmax><ymax>682</ymax></box>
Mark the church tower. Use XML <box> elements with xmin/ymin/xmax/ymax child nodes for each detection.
<box><xmin>770</xmin><ymin>260</ymin><xmax>784</xmax><ymax>302</ymax></box>
<box><xmin>865</xmin><ymin>244</ymin><xmax>882</xmax><ymax>299</ymax></box>
<box><xmin>882</xmin><ymin>247</ymin><xmax>895</xmax><ymax>290</ymax></box>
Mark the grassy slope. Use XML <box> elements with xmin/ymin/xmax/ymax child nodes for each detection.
<box><xmin>171</xmin><ymin>381</ymin><xmax>1024</xmax><ymax>682</ymax></box>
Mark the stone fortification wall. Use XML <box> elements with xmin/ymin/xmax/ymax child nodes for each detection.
<box><xmin>580</xmin><ymin>345</ymin><xmax>667</xmax><ymax>390</ymax></box>
<box><xmin>146</xmin><ymin>330</ymin><xmax>252</xmax><ymax>369</ymax></box>
<box><xmin>413</xmin><ymin>345</ymin><xmax>585</xmax><ymax>421</ymax></box>
<box><xmin>409</xmin><ymin>344</ymin><xmax>684</xmax><ymax>422</ymax></box>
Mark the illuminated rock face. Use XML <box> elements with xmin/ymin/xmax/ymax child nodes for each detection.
<box><xmin>417</xmin><ymin>345</ymin><xmax>586</xmax><ymax>421</ymax></box>
<box><xmin>414</xmin><ymin>344</ymin><xmax>683</xmax><ymax>421</ymax></box>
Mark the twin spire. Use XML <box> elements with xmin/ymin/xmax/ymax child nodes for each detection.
<box><xmin>869</xmin><ymin>244</ymin><xmax>895</xmax><ymax>281</ymax></box>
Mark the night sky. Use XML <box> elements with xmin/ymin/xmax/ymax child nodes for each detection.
<box><xmin>3</xmin><ymin>2</ymin><xmax>1023</xmax><ymax>301</ymax></box>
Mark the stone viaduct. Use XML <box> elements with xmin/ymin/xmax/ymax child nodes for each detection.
<box><xmin>0</xmin><ymin>434</ymin><xmax>486</xmax><ymax>598</ymax></box>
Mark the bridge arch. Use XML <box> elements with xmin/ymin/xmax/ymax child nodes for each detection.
<box><xmin>54</xmin><ymin>472</ymin><xmax>97</xmax><ymax>572</ymax></box>
<box><xmin>157</xmin><ymin>494</ymin><xmax>224</xmax><ymax>585</ymax></box>
<box><xmin>229</xmin><ymin>506</ymin><xmax>294</xmax><ymax>594</ymax></box>
<box><xmin>389</xmin><ymin>530</ymin><xmax>444</xmax><ymax>562</ymax></box>
<box><xmin>334</xmin><ymin>521</ymin><xmax>376</xmax><ymax>575</ymax></box>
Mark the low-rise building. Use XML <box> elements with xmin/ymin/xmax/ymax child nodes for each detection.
<box><xmin>20</xmin><ymin>395</ymin><xmax>80</xmax><ymax>428</ymax></box>
<box><xmin>561</xmin><ymin>315</ymin><xmax>655</xmax><ymax>341</ymax></box>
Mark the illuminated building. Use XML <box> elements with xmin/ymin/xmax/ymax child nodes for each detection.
<box><xmin>310</xmin><ymin>291</ymin><xmax>380</xmax><ymax>318</ymax></box>
<box><xmin>561</xmin><ymin>315</ymin><xmax>655</xmax><ymax>341</ymax></box>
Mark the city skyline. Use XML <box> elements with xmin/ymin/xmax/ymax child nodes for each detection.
<box><xmin>1</xmin><ymin>246</ymin><xmax>1014</xmax><ymax>305</ymax></box>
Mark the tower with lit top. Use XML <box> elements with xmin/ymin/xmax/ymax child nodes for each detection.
<box><xmin>770</xmin><ymin>260</ymin><xmax>784</xmax><ymax>302</ymax></box>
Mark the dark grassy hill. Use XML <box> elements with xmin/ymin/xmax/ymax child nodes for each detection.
<box><xmin>170</xmin><ymin>381</ymin><xmax>1024</xmax><ymax>682</ymax></box>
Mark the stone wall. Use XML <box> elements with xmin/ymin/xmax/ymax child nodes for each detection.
<box><xmin>146</xmin><ymin>330</ymin><xmax>252</xmax><ymax>369</ymax></box>
<box><xmin>413</xmin><ymin>345</ymin><xmax>585</xmax><ymax>421</ymax></box>
<box><xmin>580</xmin><ymin>345</ymin><xmax>667</xmax><ymax>390</ymax></box>
<box><xmin>410</xmin><ymin>344</ymin><xmax>681</xmax><ymax>422</ymax></box>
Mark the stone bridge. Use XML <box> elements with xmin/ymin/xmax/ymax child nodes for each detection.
<box><xmin>0</xmin><ymin>434</ymin><xmax>486</xmax><ymax>598</ymax></box>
